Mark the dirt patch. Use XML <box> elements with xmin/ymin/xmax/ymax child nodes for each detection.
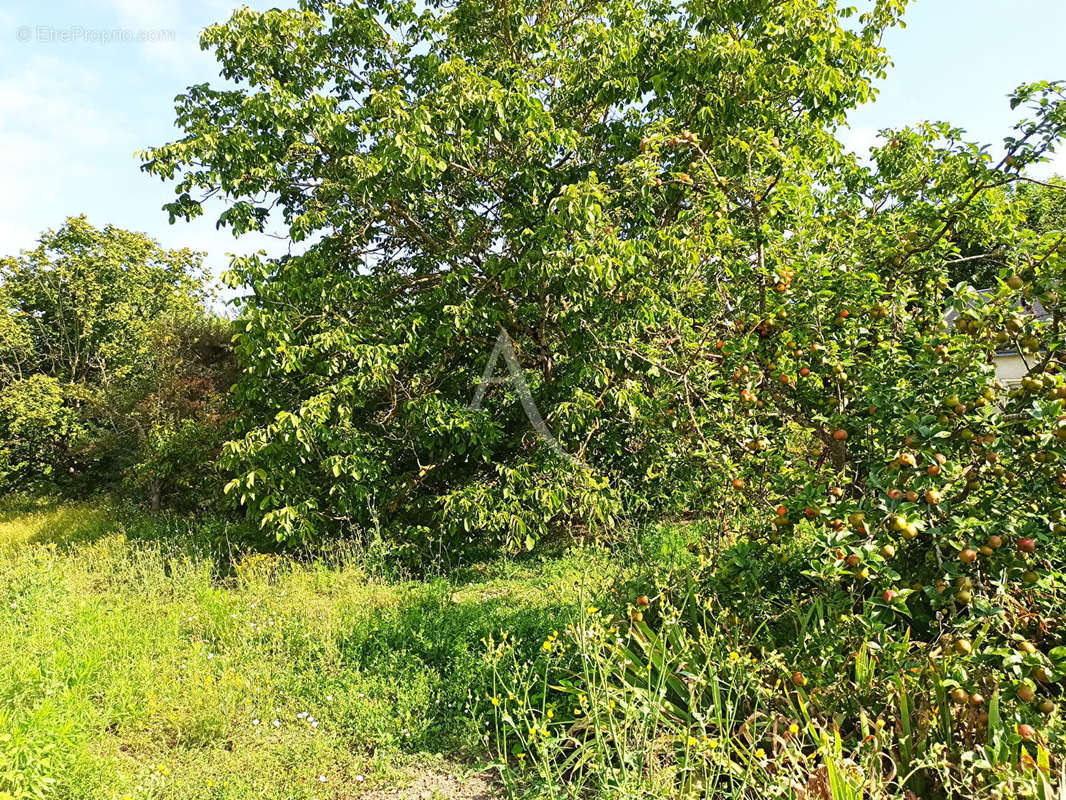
<box><xmin>357</xmin><ymin>769</ymin><xmax>502</xmax><ymax>800</ymax></box>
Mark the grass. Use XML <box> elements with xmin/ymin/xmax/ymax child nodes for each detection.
<box><xmin>0</xmin><ymin>497</ymin><xmax>633</xmax><ymax>800</ymax></box>
<box><xmin>4</xmin><ymin>498</ymin><xmax>1063</xmax><ymax>800</ymax></box>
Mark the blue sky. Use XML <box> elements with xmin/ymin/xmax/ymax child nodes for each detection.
<box><xmin>1</xmin><ymin>0</ymin><xmax>1065</xmax><ymax>277</ymax></box>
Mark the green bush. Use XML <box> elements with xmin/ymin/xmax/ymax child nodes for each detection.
<box><xmin>0</xmin><ymin>217</ymin><xmax>234</xmax><ymax>510</ymax></box>
<box><xmin>487</xmin><ymin>551</ymin><xmax>1066</xmax><ymax>799</ymax></box>
<box><xmin>0</xmin><ymin>376</ymin><xmax>83</xmax><ymax>487</ymax></box>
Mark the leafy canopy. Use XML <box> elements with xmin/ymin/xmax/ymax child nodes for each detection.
<box><xmin>0</xmin><ymin>217</ymin><xmax>228</xmax><ymax>502</ymax></box>
<box><xmin>143</xmin><ymin>0</ymin><xmax>911</xmax><ymax>549</ymax></box>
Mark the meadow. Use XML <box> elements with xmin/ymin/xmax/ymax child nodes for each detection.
<box><xmin>0</xmin><ymin>497</ymin><xmax>653</xmax><ymax>799</ymax></box>
<box><xmin>3</xmin><ymin>496</ymin><xmax>1066</xmax><ymax>800</ymax></box>
<box><xmin>5</xmin><ymin>0</ymin><xmax>1066</xmax><ymax>795</ymax></box>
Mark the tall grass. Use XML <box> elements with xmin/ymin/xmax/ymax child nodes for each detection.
<box><xmin>3</xmin><ymin>501</ymin><xmax>1059</xmax><ymax>800</ymax></box>
<box><xmin>0</xmin><ymin>498</ymin><xmax>602</xmax><ymax>799</ymax></box>
<box><xmin>483</xmin><ymin>584</ymin><xmax>1064</xmax><ymax>800</ymax></box>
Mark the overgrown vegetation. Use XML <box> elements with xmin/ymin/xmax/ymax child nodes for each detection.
<box><xmin>0</xmin><ymin>497</ymin><xmax>617</xmax><ymax>799</ymax></box>
<box><xmin>0</xmin><ymin>217</ymin><xmax>233</xmax><ymax>510</ymax></box>
<box><xmin>3</xmin><ymin>0</ymin><xmax>1066</xmax><ymax>797</ymax></box>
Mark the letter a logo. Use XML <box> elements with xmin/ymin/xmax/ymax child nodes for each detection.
<box><xmin>470</xmin><ymin>328</ymin><xmax>580</xmax><ymax>467</ymax></box>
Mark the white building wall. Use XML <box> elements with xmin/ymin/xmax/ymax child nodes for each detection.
<box><xmin>994</xmin><ymin>353</ymin><xmax>1031</xmax><ymax>385</ymax></box>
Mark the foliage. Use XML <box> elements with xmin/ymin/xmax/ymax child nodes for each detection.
<box><xmin>946</xmin><ymin>176</ymin><xmax>1066</xmax><ymax>287</ymax></box>
<box><xmin>487</xmin><ymin>548</ymin><xmax>1066</xmax><ymax>799</ymax></box>
<box><xmin>0</xmin><ymin>215</ymin><xmax>206</xmax><ymax>386</ymax></box>
<box><xmin>124</xmin><ymin>315</ymin><xmax>237</xmax><ymax>512</ymax></box>
<box><xmin>142</xmin><ymin>0</ymin><xmax>909</xmax><ymax>550</ymax></box>
<box><xmin>1018</xmin><ymin>178</ymin><xmax>1066</xmax><ymax>242</ymax></box>
<box><xmin>0</xmin><ymin>217</ymin><xmax>233</xmax><ymax>508</ymax></box>
<box><xmin>0</xmin><ymin>375</ymin><xmax>84</xmax><ymax>486</ymax></box>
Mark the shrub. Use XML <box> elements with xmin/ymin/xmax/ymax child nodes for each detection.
<box><xmin>0</xmin><ymin>375</ymin><xmax>83</xmax><ymax>487</ymax></box>
<box><xmin>0</xmin><ymin>217</ymin><xmax>234</xmax><ymax>509</ymax></box>
<box><xmin>486</xmin><ymin>574</ymin><xmax>1066</xmax><ymax>799</ymax></box>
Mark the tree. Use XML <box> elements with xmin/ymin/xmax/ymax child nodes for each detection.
<box><xmin>0</xmin><ymin>217</ymin><xmax>232</xmax><ymax>506</ymax></box>
<box><xmin>143</xmin><ymin>0</ymin><xmax>1066</xmax><ymax>776</ymax></box>
<box><xmin>945</xmin><ymin>175</ymin><xmax>1066</xmax><ymax>287</ymax></box>
<box><xmin>124</xmin><ymin>314</ymin><xmax>236</xmax><ymax>512</ymax></box>
<box><xmin>0</xmin><ymin>374</ymin><xmax>84</xmax><ymax>485</ymax></box>
<box><xmin>142</xmin><ymin>0</ymin><xmax>910</xmax><ymax>549</ymax></box>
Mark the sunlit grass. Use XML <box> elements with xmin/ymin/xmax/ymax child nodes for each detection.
<box><xmin>0</xmin><ymin>496</ymin><xmax>117</xmax><ymax>547</ymax></box>
<box><xmin>0</xmin><ymin>498</ymin><xmax>611</xmax><ymax>799</ymax></box>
